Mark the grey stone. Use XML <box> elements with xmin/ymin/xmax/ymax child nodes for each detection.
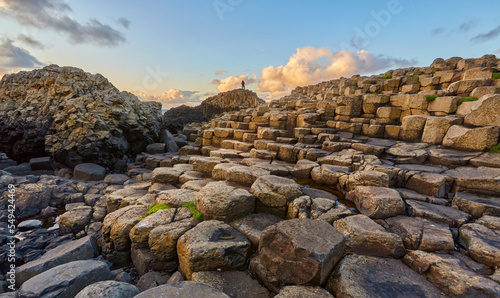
<box><xmin>135</xmin><ymin>282</ymin><xmax>230</xmax><ymax>298</ymax></box>
<box><xmin>75</xmin><ymin>281</ymin><xmax>139</xmax><ymax>298</ymax></box>
<box><xmin>74</xmin><ymin>163</ymin><xmax>106</xmax><ymax>181</ymax></box>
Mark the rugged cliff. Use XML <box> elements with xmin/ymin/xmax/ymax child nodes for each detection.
<box><xmin>163</xmin><ymin>89</ymin><xmax>265</xmax><ymax>131</ymax></box>
<box><xmin>0</xmin><ymin>65</ymin><xmax>162</xmax><ymax>168</ymax></box>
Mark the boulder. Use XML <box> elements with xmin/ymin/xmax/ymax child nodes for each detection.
<box><xmin>129</xmin><ymin>208</ymin><xmax>177</xmax><ymax>248</ymax></box>
<box><xmin>29</xmin><ymin>156</ymin><xmax>53</xmax><ymax>171</ymax></box>
<box><xmin>149</xmin><ymin>217</ymin><xmax>198</xmax><ymax>262</ymax></box>
<box><xmin>0</xmin><ymin>65</ymin><xmax>162</xmax><ymax>167</ymax></box>
<box><xmin>327</xmin><ymin>255</ymin><xmax>445</xmax><ymax>297</ymax></box>
<box><xmin>74</xmin><ymin>163</ymin><xmax>106</xmax><ymax>181</ymax></box>
<box><xmin>226</xmin><ymin>166</ymin><xmax>270</xmax><ymax>187</ymax></box>
<box><xmin>190</xmin><ymin>156</ymin><xmax>226</xmax><ymax>173</ymax></box>
<box><xmin>102</xmin><ymin>205</ymin><xmax>148</xmax><ymax>266</ymax></box>
<box><xmin>106</xmin><ymin>188</ymin><xmax>148</xmax><ymax>213</ymax></box>
<box><xmin>17</xmin><ymin>260</ymin><xmax>112</xmax><ymax>298</ymax></box>
<box><xmin>59</xmin><ymin>206</ymin><xmax>93</xmax><ymax>235</ymax></box>
<box><xmin>333</xmin><ymin>214</ymin><xmax>405</xmax><ymax>257</ymax></box>
<box><xmin>156</xmin><ymin>189</ymin><xmax>198</xmax><ymax>207</ymax></box>
<box><xmin>344</xmin><ymin>170</ymin><xmax>389</xmax><ymax>192</ymax></box>
<box><xmin>251</xmin><ymin>175</ymin><xmax>303</xmax><ymax>217</ymax></box>
<box><xmin>406</xmin><ymin>199</ymin><xmax>472</xmax><ymax>228</ymax></box>
<box><xmin>403</xmin><ymin>250</ymin><xmax>500</xmax><ymax>296</ymax></box>
<box><xmin>103</xmin><ymin>174</ymin><xmax>129</xmax><ymax>185</ymax></box>
<box><xmin>385</xmin><ymin>216</ymin><xmax>454</xmax><ymax>251</ymax></box>
<box><xmin>447</xmin><ymin>78</ymin><xmax>491</xmax><ymax>95</ymax></box>
<box><xmin>1</xmin><ymin>183</ymin><xmax>51</xmax><ymax>219</ymax></box>
<box><xmin>151</xmin><ymin>167</ymin><xmax>185</xmax><ymax>185</ymax></box>
<box><xmin>256</xmin><ymin>219</ymin><xmax>345</xmax><ymax>286</ymax></box>
<box><xmin>135</xmin><ymin>281</ymin><xmax>230</xmax><ymax>298</ymax></box>
<box><xmin>229</xmin><ymin>213</ymin><xmax>282</xmax><ymax>248</ymax></box>
<box><xmin>177</xmin><ymin>220</ymin><xmax>250</xmax><ymax>279</ymax></box>
<box><xmin>75</xmin><ymin>281</ymin><xmax>139</xmax><ymax>298</ymax></box>
<box><xmin>405</xmin><ymin>173</ymin><xmax>452</xmax><ymax>198</ymax></box>
<box><xmin>16</xmin><ymin>236</ymin><xmax>99</xmax><ymax>286</ymax></box>
<box><xmin>195</xmin><ymin>181</ymin><xmax>255</xmax><ymax>222</ymax></box>
<box><xmin>191</xmin><ymin>271</ymin><xmax>271</xmax><ymax>298</ymax></box>
<box><xmin>345</xmin><ymin>186</ymin><xmax>405</xmax><ymax>219</ymax></box>
<box><xmin>451</xmin><ymin>192</ymin><xmax>500</xmax><ymax>217</ymax></box>
<box><xmin>464</xmin><ymin>94</ymin><xmax>500</xmax><ymax>127</ymax></box>
<box><xmin>136</xmin><ymin>271</ymin><xmax>171</xmax><ymax>292</ymax></box>
<box><xmin>442</xmin><ymin>125</ymin><xmax>499</xmax><ymax>151</ymax></box>
<box><xmin>421</xmin><ymin>116</ymin><xmax>462</xmax><ymax>144</ymax></box>
<box><xmin>275</xmin><ymin>286</ymin><xmax>333</xmax><ymax>298</ymax></box>
<box><xmin>459</xmin><ymin>223</ymin><xmax>500</xmax><ymax>267</ymax></box>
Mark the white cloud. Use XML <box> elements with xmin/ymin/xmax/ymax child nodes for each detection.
<box><xmin>0</xmin><ymin>0</ymin><xmax>126</xmax><ymax>47</ymax></box>
<box><xmin>0</xmin><ymin>38</ymin><xmax>44</xmax><ymax>76</ymax></box>
<box><xmin>134</xmin><ymin>89</ymin><xmax>203</xmax><ymax>109</ymax></box>
<box><xmin>214</xmin><ymin>73</ymin><xmax>258</xmax><ymax>92</ymax></box>
<box><xmin>256</xmin><ymin>47</ymin><xmax>417</xmax><ymax>98</ymax></box>
<box><xmin>215</xmin><ymin>69</ymin><xmax>225</xmax><ymax>76</ymax></box>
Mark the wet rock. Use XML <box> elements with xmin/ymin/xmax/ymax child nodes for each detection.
<box><xmin>17</xmin><ymin>220</ymin><xmax>42</xmax><ymax>230</ymax></box>
<box><xmin>385</xmin><ymin>216</ymin><xmax>454</xmax><ymax>251</ymax></box>
<box><xmin>256</xmin><ymin>218</ymin><xmax>345</xmax><ymax>286</ymax></box>
<box><xmin>191</xmin><ymin>271</ymin><xmax>271</xmax><ymax>298</ymax></box>
<box><xmin>135</xmin><ymin>281</ymin><xmax>230</xmax><ymax>298</ymax></box>
<box><xmin>403</xmin><ymin>250</ymin><xmax>500</xmax><ymax>296</ymax></box>
<box><xmin>406</xmin><ymin>199</ymin><xmax>472</xmax><ymax>228</ymax></box>
<box><xmin>333</xmin><ymin>214</ymin><xmax>405</xmax><ymax>257</ymax></box>
<box><xmin>17</xmin><ymin>260</ymin><xmax>112</xmax><ymax>298</ymax></box>
<box><xmin>346</xmin><ymin>186</ymin><xmax>405</xmax><ymax>219</ymax></box>
<box><xmin>16</xmin><ymin>236</ymin><xmax>99</xmax><ymax>286</ymax></box>
<box><xmin>327</xmin><ymin>254</ymin><xmax>445</xmax><ymax>298</ymax></box>
<box><xmin>251</xmin><ymin>175</ymin><xmax>303</xmax><ymax>217</ymax></box>
<box><xmin>229</xmin><ymin>213</ymin><xmax>282</xmax><ymax>248</ymax></box>
<box><xmin>195</xmin><ymin>181</ymin><xmax>255</xmax><ymax>222</ymax></box>
<box><xmin>177</xmin><ymin>220</ymin><xmax>250</xmax><ymax>279</ymax></box>
<box><xmin>459</xmin><ymin>223</ymin><xmax>500</xmax><ymax>267</ymax></box>
<box><xmin>75</xmin><ymin>280</ymin><xmax>139</xmax><ymax>298</ymax></box>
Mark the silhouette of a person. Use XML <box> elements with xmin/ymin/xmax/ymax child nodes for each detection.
<box><xmin>241</xmin><ymin>80</ymin><xmax>245</xmax><ymax>90</ymax></box>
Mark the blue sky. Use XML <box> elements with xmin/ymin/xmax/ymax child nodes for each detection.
<box><xmin>1</xmin><ymin>0</ymin><xmax>499</xmax><ymax>108</ymax></box>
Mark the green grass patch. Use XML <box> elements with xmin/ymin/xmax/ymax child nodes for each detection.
<box><xmin>426</xmin><ymin>94</ymin><xmax>439</xmax><ymax>102</ymax></box>
<box><xmin>413</xmin><ymin>75</ymin><xmax>420</xmax><ymax>78</ymax></box>
<box><xmin>492</xmin><ymin>73</ymin><xmax>500</xmax><ymax>80</ymax></box>
<box><xmin>489</xmin><ymin>144</ymin><xmax>500</xmax><ymax>153</ymax></box>
<box><xmin>404</xmin><ymin>70</ymin><xmax>409</xmax><ymax>74</ymax></box>
<box><xmin>182</xmin><ymin>201</ymin><xmax>204</xmax><ymax>221</ymax></box>
<box><xmin>139</xmin><ymin>204</ymin><xmax>172</xmax><ymax>221</ymax></box>
<box><xmin>457</xmin><ymin>96</ymin><xmax>479</xmax><ymax>106</ymax></box>
<box><xmin>382</xmin><ymin>74</ymin><xmax>393</xmax><ymax>79</ymax></box>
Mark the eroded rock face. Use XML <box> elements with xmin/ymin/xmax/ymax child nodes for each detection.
<box><xmin>0</xmin><ymin>65</ymin><xmax>162</xmax><ymax>167</ymax></box>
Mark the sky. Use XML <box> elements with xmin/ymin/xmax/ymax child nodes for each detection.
<box><xmin>0</xmin><ymin>0</ymin><xmax>499</xmax><ymax>109</ymax></box>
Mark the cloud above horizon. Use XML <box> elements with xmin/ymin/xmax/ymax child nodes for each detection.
<box><xmin>210</xmin><ymin>47</ymin><xmax>417</xmax><ymax>100</ymax></box>
<box><xmin>471</xmin><ymin>24</ymin><xmax>500</xmax><ymax>43</ymax></box>
<box><xmin>134</xmin><ymin>89</ymin><xmax>204</xmax><ymax>109</ymax></box>
<box><xmin>17</xmin><ymin>34</ymin><xmax>46</xmax><ymax>49</ymax></box>
<box><xmin>431</xmin><ymin>27</ymin><xmax>444</xmax><ymax>36</ymax></box>
<box><xmin>0</xmin><ymin>38</ymin><xmax>44</xmax><ymax>76</ymax></box>
<box><xmin>459</xmin><ymin>19</ymin><xmax>478</xmax><ymax>32</ymax></box>
<box><xmin>0</xmin><ymin>0</ymin><xmax>126</xmax><ymax>47</ymax></box>
<box><xmin>257</xmin><ymin>47</ymin><xmax>417</xmax><ymax>98</ymax></box>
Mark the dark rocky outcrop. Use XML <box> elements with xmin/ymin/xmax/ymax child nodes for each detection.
<box><xmin>0</xmin><ymin>65</ymin><xmax>162</xmax><ymax>168</ymax></box>
<box><xmin>163</xmin><ymin>89</ymin><xmax>264</xmax><ymax>132</ymax></box>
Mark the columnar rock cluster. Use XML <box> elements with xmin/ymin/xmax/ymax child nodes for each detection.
<box><xmin>1</xmin><ymin>56</ymin><xmax>500</xmax><ymax>297</ymax></box>
<box><xmin>0</xmin><ymin>65</ymin><xmax>162</xmax><ymax>168</ymax></box>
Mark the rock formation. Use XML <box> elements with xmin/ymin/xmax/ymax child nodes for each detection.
<box><xmin>163</xmin><ymin>89</ymin><xmax>264</xmax><ymax>132</ymax></box>
<box><xmin>0</xmin><ymin>65</ymin><xmax>162</xmax><ymax>168</ymax></box>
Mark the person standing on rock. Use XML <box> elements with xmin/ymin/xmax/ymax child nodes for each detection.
<box><xmin>241</xmin><ymin>80</ymin><xmax>245</xmax><ymax>90</ymax></box>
